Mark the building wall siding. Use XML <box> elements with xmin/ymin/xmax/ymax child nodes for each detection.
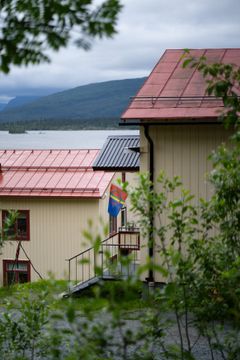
<box><xmin>0</xmin><ymin>172</ymin><xmax>138</xmax><ymax>286</ymax></box>
<box><xmin>0</xmin><ymin>197</ymin><xmax>101</xmax><ymax>284</ymax></box>
<box><xmin>140</xmin><ymin>124</ymin><xmax>231</xmax><ymax>282</ymax></box>
<box><xmin>124</xmin><ymin>172</ymin><xmax>139</xmax><ymax>228</ymax></box>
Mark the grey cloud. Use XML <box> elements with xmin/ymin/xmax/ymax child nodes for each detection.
<box><xmin>0</xmin><ymin>0</ymin><xmax>240</xmax><ymax>98</ymax></box>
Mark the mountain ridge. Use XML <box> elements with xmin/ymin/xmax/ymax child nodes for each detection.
<box><xmin>0</xmin><ymin>77</ymin><xmax>146</xmax><ymax>129</ymax></box>
<box><xmin>3</xmin><ymin>96</ymin><xmax>41</xmax><ymax>111</ymax></box>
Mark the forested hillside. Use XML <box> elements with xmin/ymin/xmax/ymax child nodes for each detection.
<box><xmin>0</xmin><ymin>78</ymin><xmax>146</xmax><ymax>130</ymax></box>
<box><xmin>4</xmin><ymin>96</ymin><xmax>40</xmax><ymax>110</ymax></box>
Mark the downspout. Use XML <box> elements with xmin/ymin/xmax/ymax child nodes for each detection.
<box><xmin>143</xmin><ymin>125</ymin><xmax>154</xmax><ymax>283</ymax></box>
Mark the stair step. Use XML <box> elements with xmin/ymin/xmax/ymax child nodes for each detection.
<box><xmin>64</xmin><ymin>263</ymin><xmax>140</xmax><ymax>297</ymax></box>
<box><xmin>71</xmin><ymin>276</ymin><xmax>99</xmax><ymax>293</ymax></box>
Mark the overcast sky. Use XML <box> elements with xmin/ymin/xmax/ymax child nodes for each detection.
<box><xmin>0</xmin><ymin>0</ymin><xmax>239</xmax><ymax>101</ymax></box>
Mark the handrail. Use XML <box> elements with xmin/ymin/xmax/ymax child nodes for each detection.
<box><xmin>67</xmin><ymin>231</ymin><xmax>120</xmax><ymax>262</ymax></box>
<box><xmin>67</xmin><ymin>228</ymin><xmax>140</xmax><ymax>290</ymax></box>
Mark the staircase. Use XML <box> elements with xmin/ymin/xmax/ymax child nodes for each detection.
<box><xmin>66</xmin><ymin>228</ymin><xmax>140</xmax><ymax>295</ymax></box>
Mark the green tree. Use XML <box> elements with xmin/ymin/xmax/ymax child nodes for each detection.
<box><xmin>183</xmin><ymin>51</ymin><xmax>240</xmax><ymax>128</ymax></box>
<box><xmin>0</xmin><ymin>210</ymin><xmax>18</xmax><ymax>252</ymax></box>
<box><xmin>0</xmin><ymin>0</ymin><xmax>122</xmax><ymax>73</ymax></box>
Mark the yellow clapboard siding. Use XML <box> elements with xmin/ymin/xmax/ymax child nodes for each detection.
<box><xmin>0</xmin><ymin>197</ymin><xmax>102</xmax><ymax>283</ymax></box>
<box><xmin>140</xmin><ymin>124</ymin><xmax>231</xmax><ymax>282</ymax></box>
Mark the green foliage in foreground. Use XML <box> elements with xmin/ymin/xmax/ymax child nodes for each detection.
<box><xmin>1</xmin><ymin>171</ymin><xmax>240</xmax><ymax>360</ymax></box>
<box><xmin>0</xmin><ymin>278</ymin><xmax>144</xmax><ymax>310</ymax></box>
<box><xmin>0</xmin><ymin>279</ymin><xmax>67</xmax><ymax>302</ymax></box>
<box><xmin>0</xmin><ymin>279</ymin><xmax>150</xmax><ymax>359</ymax></box>
<box><xmin>0</xmin><ymin>0</ymin><xmax>122</xmax><ymax>73</ymax></box>
<box><xmin>0</xmin><ymin>210</ymin><xmax>19</xmax><ymax>253</ymax></box>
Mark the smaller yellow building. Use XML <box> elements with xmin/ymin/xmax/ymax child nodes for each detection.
<box><xmin>0</xmin><ymin>149</ymin><xmax>115</xmax><ymax>286</ymax></box>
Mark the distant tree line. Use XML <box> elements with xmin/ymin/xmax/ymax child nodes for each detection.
<box><xmin>0</xmin><ymin>117</ymin><xmax>136</xmax><ymax>132</ymax></box>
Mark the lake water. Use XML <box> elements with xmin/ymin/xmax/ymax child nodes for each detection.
<box><xmin>0</xmin><ymin>130</ymin><xmax>139</xmax><ymax>149</ymax></box>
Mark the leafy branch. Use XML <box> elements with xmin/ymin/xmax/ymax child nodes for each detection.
<box><xmin>0</xmin><ymin>0</ymin><xmax>123</xmax><ymax>73</ymax></box>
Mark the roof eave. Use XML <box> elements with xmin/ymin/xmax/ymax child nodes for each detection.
<box><xmin>0</xmin><ymin>193</ymin><xmax>103</xmax><ymax>199</ymax></box>
<box><xmin>93</xmin><ymin>166</ymin><xmax>139</xmax><ymax>172</ymax></box>
<box><xmin>120</xmin><ymin>116</ymin><xmax>221</xmax><ymax>126</ymax></box>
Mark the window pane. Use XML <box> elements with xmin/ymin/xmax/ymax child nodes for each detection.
<box><xmin>6</xmin><ymin>226</ymin><xmax>16</xmax><ymax>237</ymax></box>
<box><xmin>3</xmin><ymin>211</ymin><xmax>16</xmax><ymax>238</ymax></box>
<box><xmin>7</xmin><ymin>263</ymin><xmax>16</xmax><ymax>271</ymax></box>
<box><xmin>18</xmin><ymin>272</ymin><xmax>28</xmax><ymax>284</ymax></box>
<box><xmin>17</xmin><ymin>263</ymin><xmax>28</xmax><ymax>271</ymax></box>
<box><xmin>6</xmin><ymin>271</ymin><xmax>15</xmax><ymax>286</ymax></box>
<box><xmin>3</xmin><ymin>210</ymin><xmax>29</xmax><ymax>240</ymax></box>
<box><xmin>17</xmin><ymin>215</ymin><xmax>27</xmax><ymax>237</ymax></box>
<box><xmin>6</xmin><ymin>262</ymin><xmax>27</xmax><ymax>271</ymax></box>
<box><xmin>121</xmin><ymin>207</ymin><xmax>127</xmax><ymax>227</ymax></box>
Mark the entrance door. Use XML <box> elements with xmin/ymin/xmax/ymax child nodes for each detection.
<box><xmin>109</xmin><ymin>215</ymin><xmax>117</xmax><ymax>235</ymax></box>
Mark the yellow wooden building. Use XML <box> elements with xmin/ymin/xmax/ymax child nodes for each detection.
<box><xmin>0</xmin><ymin>140</ymin><xmax>140</xmax><ymax>289</ymax></box>
<box><xmin>0</xmin><ymin>149</ymin><xmax>117</xmax><ymax>285</ymax></box>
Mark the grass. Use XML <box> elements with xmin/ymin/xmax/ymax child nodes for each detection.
<box><xmin>0</xmin><ymin>279</ymin><xmax>68</xmax><ymax>303</ymax></box>
<box><xmin>0</xmin><ymin>278</ymin><xmax>150</xmax><ymax>315</ymax></box>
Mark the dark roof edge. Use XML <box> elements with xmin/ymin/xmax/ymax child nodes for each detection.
<box><xmin>119</xmin><ymin>119</ymin><xmax>223</xmax><ymax>126</ymax></box>
<box><xmin>103</xmin><ymin>135</ymin><xmax>139</xmax><ymax>138</ymax></box>
<box><xmin>93</xmin><ymin>166</ymin><xmax>139</xmax><ymax>172</ymax></box>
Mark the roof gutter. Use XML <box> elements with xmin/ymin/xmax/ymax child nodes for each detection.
<box><xmin>143</xmin><ymin>124</ymin><xmax>154</xmax><ymax>283</ymax></box>
<box><xmin>119</xmin><ymin>120</ymin><xmax>221</xmax><ymax>126</ymax></box>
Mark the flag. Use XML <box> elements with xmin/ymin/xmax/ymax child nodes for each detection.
<box><xmin>108</xmin><ymin>184</ymin><xmax>128</xmax><ymax>217</ymax></box>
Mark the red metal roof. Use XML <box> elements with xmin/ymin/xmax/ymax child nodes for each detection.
<box><xmin>121</xmin><ymin>49</ymin><xmax>240</xmax><ymax>121</ymax></box>
<box><xmin>0</xmin><ymin>150</ymin><xmax>114</xmax><ymax>198</ymax></box>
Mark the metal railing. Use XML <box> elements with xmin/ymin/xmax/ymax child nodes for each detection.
<box><xmin>66</xmin><ymin>228</ymin><xmax>140</xmax><ymax>289</ymax></box>
<box><xmin>129</xmin><ymin>95</ymin><xmax>225</xmax><ymax>107</ymax></box>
